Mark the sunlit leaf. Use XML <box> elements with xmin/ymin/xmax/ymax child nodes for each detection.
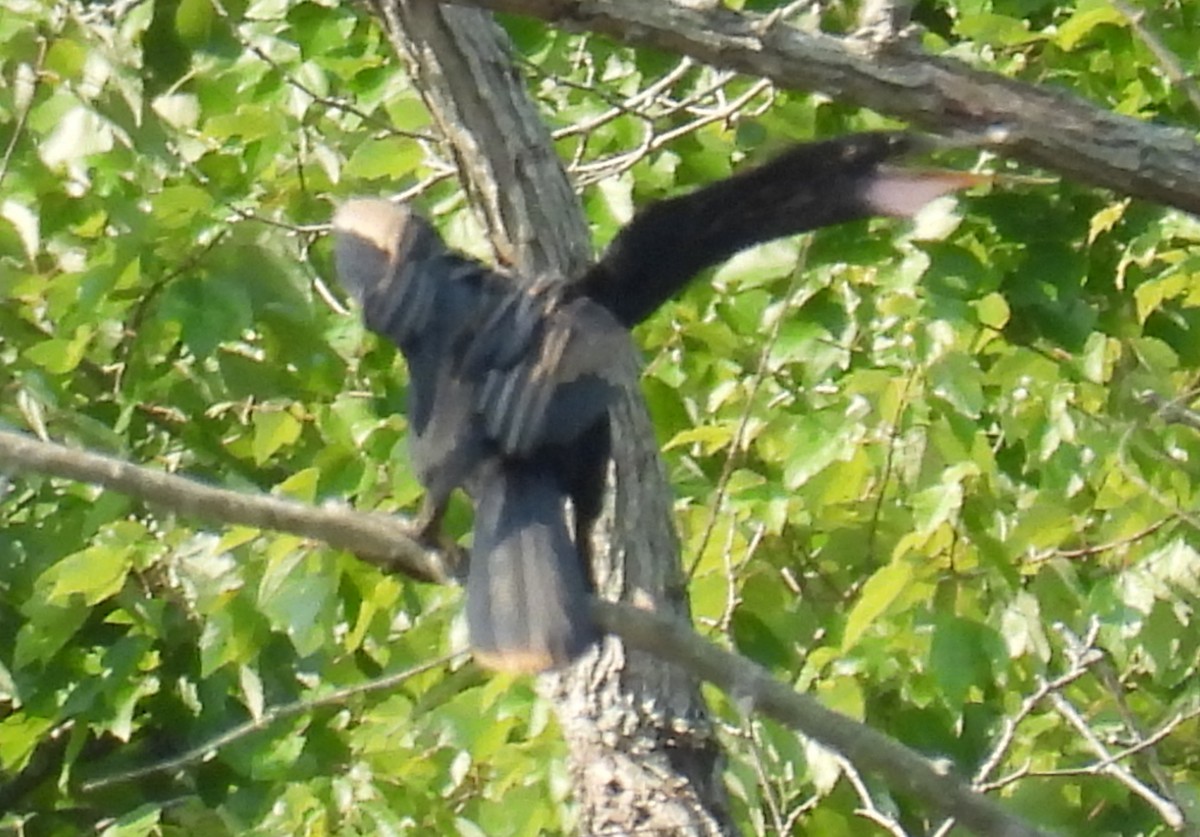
<box><xmin>253</xmin><ymin>408</ymin><xmax>303</xmax><ymax>464</ymax></box>
<box><xmin>344</xmin><ymin>136</ymin><xmax>425</xmax><ymax>180</ymax></box>
<box><xmin>843</xmin><ymin>559</ymin><xmax>913</xmax><ymax>651</ymax></box>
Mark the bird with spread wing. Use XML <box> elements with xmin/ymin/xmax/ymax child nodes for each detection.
<box><xmin>332</xmin><ymin>132</ymin><xmax>985</xmax><ymax>672</ymax></box>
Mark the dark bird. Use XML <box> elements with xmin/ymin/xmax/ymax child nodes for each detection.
<box><xmin>333</xmin><ymin>202</ymin><xmax>625</xmax><ymax>672</ymax></box>
<box><xmin>332</xmin><ymin>131</ymin><xmax>982</xmax><ymax>672</ymax></box>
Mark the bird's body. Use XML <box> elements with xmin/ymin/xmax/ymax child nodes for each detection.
<box><xmin>332</xmin><ymin>131</ymin><xmax>981</xmax><ymax>672</ymax></box>
<box><xmin>334</xmin><ymin>203</ymin><xmax>624</xmax><ymax>671</ymax></box>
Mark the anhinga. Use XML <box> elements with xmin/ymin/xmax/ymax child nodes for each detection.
<box><xmin>332</xmin><ymin>131</ymin><xmax>981</xmax><ymax>672</ymax></box>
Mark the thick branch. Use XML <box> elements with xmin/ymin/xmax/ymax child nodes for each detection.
<box><xmin>1</xmin><ymin>428</ymin><xmax>1045</xmax><ymax>836</ymax></box>
<box><xmin>448</xmin><ymin>0</ymin><xmax>1200</xmax><ymax>216</ymax></box>
<box><xmin>596</xmin><ymin>601</ymin><xmax>1050</xmax><ymax>837</ymax></box>
<box><xmin>0</xmin><ymin>428</ymin><xmax>452</xmax><ymax>584</ymax></box>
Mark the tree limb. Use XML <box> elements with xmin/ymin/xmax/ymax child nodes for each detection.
<box><xmin>355</xmin><ymin>4</ymin><xmax>737</xmax><ymax>832</ymax></box>
<box><xmin>0</xmin><ymin>427</ymin><xmax>454</xmax><ymax>584</ymax></box>
<box><xmin>445</xmin><ymin>0</ymin><xmax>1200</xmax><ymax>216</ymax></box>
<box><xmin>0</xmin><ymin>427</ymin><xmax>1048</xmax><ymax>836</ymax></box>
<box><xmin>595</xmin><ymin>601</ymin><xmax>1049</xmax><ymax>837</ymax></box>
<box><xmin>372</xmin><ymin>0</ymin><xmax>592</xmax><ymax>277</ymax></box>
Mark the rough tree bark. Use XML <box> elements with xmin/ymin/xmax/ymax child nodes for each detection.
<box><xmin>370</xmin><ymin>3</ymin><xmax>734</xmax><ymax>833</ymax></box>
<box><xmin>445</xmin><ymin>0</ymin><xmax>1200</xmax><ymax>217</ymax></box>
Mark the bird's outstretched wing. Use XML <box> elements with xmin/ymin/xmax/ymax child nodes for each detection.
<box><xmin>578</xmin><ymin>131</ymin><xmax>987</xmax><ymax>327</ymax></box>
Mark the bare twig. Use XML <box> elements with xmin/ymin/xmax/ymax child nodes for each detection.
<box><xmin>208</xmin><ymin>0</ymin><xmax>439</xmax><ymax>142</ymax></box>
<box><xmin>79</xmin><ymin>653</ymin><xmax>459</xmax><ymax>793</ymax></box>
<box><xmin>1048</xmin><ymin>691</ymin><xmax>1185</xmax><ymax>830</ymax></box>
<box><xmin>0</xmin><ymin>36</ymin><xmax>47</xmax><ymax>197</ymax></box>
<box><xmin>931</xmin><ymin>621</ymin><xmax>1104</xmax><ymax>836</ymax></box>
<box><xmin>593</xmin><ymin>600</ymin><xmax>1050</xmax><ymax>837</ymax></box>
<box><xmin>688</xmin><ymin>240</ymin><xmax>811</xmax><ymax>582</ymax></box>
<box><xmin>838</xmin><ymin>753</ymin><xmax>912</xmax><ymax>837</ymax></box>
<box><xmin>1035</xmin><ymin>515</ymin><xmax>1174</xmax><ymax>562</ymax></box>
<box><xmin>1140</xmin><ymin>389</ymin><xmax>1200</xmax><ymax>433</ymax></box>
<box><xmin>571</xmin><ymin>77</ymin><xmax>775</xmax><ymax>186</ymax></box>
<box><xmin>445</xmin><ymin>0</ymin><xmax>1200</xmax><ymax>216</ymax></box>
<box><xmin>1094</xmin><ymin>660</ymin><xmax>1199</xmax><ymax>833</ymax></box>
<box><xmin>1112</xmin><ymin>0</ymin><xmax>1200</xmax><ymax>118</ymax></box>
<box><xmin>743</xmin><ymin>718</ymin><xmax>788</xmax><ymax>834</ymax></box>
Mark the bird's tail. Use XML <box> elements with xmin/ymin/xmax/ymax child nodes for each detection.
<box><xmin>466</xmin><ymin>464</ymin><xmax>598</xmax><ymax>672</ymax></box>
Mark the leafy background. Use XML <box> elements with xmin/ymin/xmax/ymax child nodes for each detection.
<box><xmin>2</xmin><ymin>0</ymin><xmax>1199</xmax><ymax>834</ymax></box>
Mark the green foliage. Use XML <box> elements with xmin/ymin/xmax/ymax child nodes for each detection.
<box><xmin>2</xmin><ymin>0</ymin><xmax>1199</xmax><ymax>834</ymax></box>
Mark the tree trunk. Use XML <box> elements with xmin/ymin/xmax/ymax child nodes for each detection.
<box><xmin>373</xmin><ymin>3</ymin><xmax>735</xmax><ymax>833</ymax></box>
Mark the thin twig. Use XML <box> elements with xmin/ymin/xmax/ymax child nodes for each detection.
<box><xmin>687</xmin><ymin>237</ymin><xmax>810</xmax><ymax>581</ymax></box>
<box><xmin>0</xmin><ymin>37</ymin><xmax>46</xmax><ymax>197</ymax></box>
<box><xmin>1140</xmin><ymin>388</ymin><xmax>1200</xmax><ymax>433</ymax></box>
<box><xmin>593</xmin><ymin>600</ymin><xmax>1050</xmax><ymax>837</ymax></box>
<box><xmin>570</xmin><ymin>78</ymin><xmax>775</xmax><ymax>187</ymax></box>
<box><xmin>208</xmin><ymin>0</ymin><xmax>439</xmax><ymax>142</ymax></box>
<box><xmin>1112</xmin><ymin>0</ymin><xmax>1200</xmax><ymax>117</ymax></box>
<box><xmin>1048</xmin><ymin>691</ymin><xmax>1185</xmax><ymax>830</ymax></box>
<box><xmin>838</xmin><ymin>753</ymin><xmax>912</xmax><ymax>837</ymax></box>
<box><xmin>931</xmin><ymin>621</ymin><xmax>1104</xmax><ymax>835</ymax></box>
<box><xmin>80</xmin><ymin>653</ymin><xmax>460</xmax><ymax>793</ymax></box>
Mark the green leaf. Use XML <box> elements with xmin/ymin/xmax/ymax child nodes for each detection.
<box><xmin>258</xmin><ymin>550</ymin><xmax>338</xmax><ymax>657</ymax></box>
<box><xmin>843</xmin><ymin>559</ymin><xmax>913</xmax><ymax>651</ymax></box>
<box><xmin>972</xmin><ymin>292</ymin><xmax>1010</xmax><ymax>330</ymax></box>
<box><xmin>1134</xmin><ymin>273</ymin><xmax>1187</xmax><ymax>324</ymax></box>
<box><xmin>275</xmin><ymin>466</ymin><xmax>319</xmax><ymax>501</ymax></box>
<box><xmin>1087</xmin><ymin>200</ymin><xmax>1128</xmax><ymax>243</ymax></box>
<box><xmin>14</xmin><ymin>601</ymin><xmax>89</xmax><ymax>668</ymax></box>
<box><xmin>777</xmin><ymin>413</ymin><xmax>858</xmax><ymax>489</ymax></box>
<box><xmin>175</xmin><ymin>0</ymin><xmax>214</xmax><ymax>46</ymax></box>
<box><xmin>253</xmin><ymin>409</ymin><xmax>302</xmax><ymax>464</ymax></box>
<box><xmin>928</xmin><ymin>351</ymin><xmax>984</xmax><ymax>417</ymax></box>
<box><xmin>40</xmin><ymin>106</ymin><xmax>116</xmax><ymax>167</ymax></box>
<box><xmin>0</xmin><ymin>714</ymin><xmax>55</xmax><ymax>771</ymax></box>
<box><xmin>931</xmin><ymin>617</ymin><xmax>998</xmax><ymax>710</ymax></box>
<box><xmin>955</xmin><ymin>12</ymin><xmax>1044</xmax><ymax>46</ymax></box>
<box><xmin>663</xmin><ymin>423</ymin><xmax>734</xmax><ymax>455</ymax></box>
<box><xmin>150</xmin><ymin>183</ymin><xmax>214</xmax><ymax>229</ymax></box>
<box><xmin>239</xmin><ymin>664</ymin><xmax>265</xmax><ymax>721</ymax></box>
<box><xmin>99</xmin><ymin>804</ymin><xmax>162</xmax><ymax>837</ymax></box>
<box><xmin>1056</xmin><ymin>4</ymin><xmax>1126</xmax><ymax>51</ymax></box>
<box><xmin>911</xmin><ymin>479</ymin><xmax>963</xmax><ymax>537</ymax></box>
<box><xmin>344</xmin><ymin>136</ymin><xmax>424</xmax><ymax>181</ymax></box>
<box><xmin>46</xmin><ymin>544</ymin><xmax>131</xmax><ymax>605</ymax></box>
<box><xmin>199</xmin><ymin>597</ymin><xmax>265</xmax><ymax>676</ymax></box>
<box><xmin>24</xmin><ymin>327</ymin><xmax>92</xmax><ymax>373</ymax></box>
<box><xmin>203</xmin><ymin>105</ymin><xmax>286</xmax><ymax>143</ymax></box>
<box><xmin>162</xmin><ymin>274</ymin><xmax>253</xmax><ymax>359</ymax></box>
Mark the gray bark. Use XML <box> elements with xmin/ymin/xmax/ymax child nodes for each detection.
<box><xmin>374</xmin><ymin>3</ymin><xmax>734</xmax><ymax>833</ymax></box>
<box><xmin>446</xmin><ymin>0</ymin><xmax>1200</xmax><ymax>217</ymax></box>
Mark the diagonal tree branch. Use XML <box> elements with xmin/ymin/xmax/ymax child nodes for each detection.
<box><xmin>444</xmin><ymin>0</ymin><xmax>1200</xmax><ymax>215</ymax></box>
<box><xmin>0</xmin><ymin>427</ymin><xmax>453</xmax><ymax>584</ymax></box>
<box><xmin>598</xmin><ymin>601</ymin><xmax>1049</xmax><ymax>837</ymax></box>
<box><xmin>0</xmin><ymin>427</ymin><xmax>1048</xmax><ymax>837</ymax></box>
<box><xmin>356</xmin><ymin>3</ymin><xmax>735</xmax><ymax>833</ymax></box>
